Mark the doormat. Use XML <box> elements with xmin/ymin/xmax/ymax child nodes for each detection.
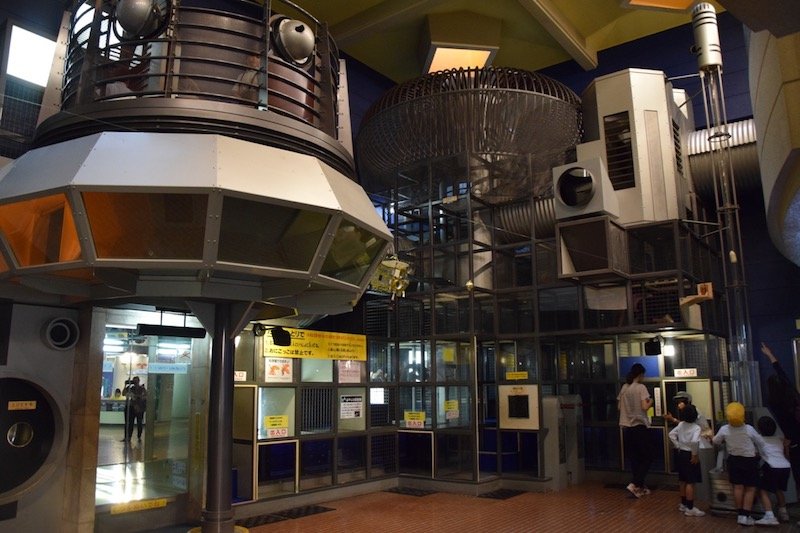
<box><xmin>275</xmin><ymin>505</ymin><xmax>335</xmax><ymax>519</ymax></box>
<box><xmin>478</xmin><ymin>489</ymin><xmax>526</xmax><ymax>500</ymax></box>
<box><xmin>384</xmin><ymin>487</ymin><xmax>437</xmax><ymax>497</ymax></box>
<box><xmin>236</xmin><ymin>514</ymin><xmax>288</xmax><ymax>528</ymax></box>
<box><xmin>236</xmin><ymin>505</ymin><xmax>334</xmax><ymax>527</ymax></box>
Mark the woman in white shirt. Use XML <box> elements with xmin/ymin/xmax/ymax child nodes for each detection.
<box><xmin>618</xmin><ymin>363</ymin><xmax>654</xmax><ymax>498</ymax></box>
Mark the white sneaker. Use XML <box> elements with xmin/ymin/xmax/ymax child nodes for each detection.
<box><xmin>626</xmin><ymin>483</ymin><xmax>641</xmax><ymax>498</ymax></box>
<box><xmin>684</xmin><ymin>507</ymin><xmax>705</xmax><ymax>517</ymax></box>
<box><xmin>737</xmin><ymin>515</ymin><xmax>754</xmax><ymax>526</ymax></box>
<box><xmin>639</xmin><ymin>486</ymin><xmax>651</xmax><ymax>495</ymax></box>
<box><xmin>678</xmin><ymin>504</ymin><xmax>687</xmax><ymax>512</ymax></box>
<box><xmin>754</xmin><ymin>515</ymin><xmax>779</xmax><ymax>526</ymax></box>
<box><xmin>778</xmin><ymin>508</ymin><xmax>789</xmax><ymax>522</ymax></box>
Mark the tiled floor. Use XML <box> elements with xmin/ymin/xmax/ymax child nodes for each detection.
<box><xmin>95</xmin><ymin>421</ymin><xmax>188</xmax><ymax>506</ymax></box>
<box><xmin>245</xmin><ymin>482</ymin><xmax>800</xmax><ymax>532</ymax></box>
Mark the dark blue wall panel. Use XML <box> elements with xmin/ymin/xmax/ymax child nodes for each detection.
<box><xmin>539</xmin><ymin>11</ymin><xmax>751</xmax><ymax>129</ymax></box>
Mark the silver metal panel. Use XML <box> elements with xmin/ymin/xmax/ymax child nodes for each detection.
<box><xmin>72</xmin><ymin>132</ymin><xmax>219</xmax><ymax>188</ymax></box>
<box><xmin>320</xmin><ymin>163</ymin><xmax>392</xmax><ymax>240</ymax></box>
<box><xmin>0</xmin><ymin>134</ymin><xmax>101</xmax><ymax>200</ymax></box>
<box><xmin>215</xmin><ymin>136</ymin><xmax>342</xmax><ymax>211</ymax></box>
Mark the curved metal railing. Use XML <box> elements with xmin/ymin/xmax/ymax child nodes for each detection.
<box><xmin>40</xmin><ymin>0</ymin><xmax>350</xmax><ymax>173</ymax></box>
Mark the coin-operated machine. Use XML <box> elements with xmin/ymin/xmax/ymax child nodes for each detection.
<box><xmin>0</xmin><ymin>304</ymin><xmax>80</xmax><ymax>530</ymax></box>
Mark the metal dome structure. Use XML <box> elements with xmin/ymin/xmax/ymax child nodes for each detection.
<box><xmin>357</xmin><ymin>67</ymin><xmax>581</xmax><ymax>204</ymax></box>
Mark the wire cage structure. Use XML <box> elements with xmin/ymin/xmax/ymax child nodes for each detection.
<box><xmin>354</xmin><ymin>65</ymin><xmax>731</xmax><ymax>485</ymax></box>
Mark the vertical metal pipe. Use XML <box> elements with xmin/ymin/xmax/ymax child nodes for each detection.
<box><xmin>692</xmin><ymin>3</ymin><xmax>760</xmax><ymax>406</ymax></box>
<box><xmin>201</xmin><ymin>303</ymin><xmax>235</xmax><ymax>533</ymax></box>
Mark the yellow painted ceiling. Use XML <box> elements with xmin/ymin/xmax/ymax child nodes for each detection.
<box><xmin>296</xmin><ymin>0</ymin><xmax>723</xmax><ymax>82</ymax></box>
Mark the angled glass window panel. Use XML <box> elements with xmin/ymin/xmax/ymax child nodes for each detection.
<box><xmin>218</xmin><ymin>197</ymin><xmax>328</xmax><ymax>270</ymax></box>
<box><xmin>0</xmin><ymin>194</ymin><xmax>81</xmax><ymax>267</ymax></box>
<box><xmin>321</xmin><ymin>220</ymin><xmax>384</xmax><ymax>285</ymax></box>
<box><xmin>82</xmin><ymin>192</ymin><xmax>207</xmax><ymax>259</ymax></box>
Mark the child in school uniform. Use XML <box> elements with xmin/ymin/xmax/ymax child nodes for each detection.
<box><xmin>668</xmin><ymin>404</ymin><xmax>705</xmax><ymax>516</ymax></box>
<box><xmin>755</xmin><ymin>415</ymin><xmax>790</xmax><ymax>525</ymax></box>
<box><xmin>712</xmin><ymin>402</ymin><xmax>768</xmax><ymax>526</ymax></box>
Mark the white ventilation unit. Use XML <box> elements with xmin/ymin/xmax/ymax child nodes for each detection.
<box><xmin>553</xmin><ymin>156</ymin><xmax>619</xmax><ymax>220</ymax></box>
<box><xmin>578</xmin><ymin>68</ymin><xmax>696</xmax><ymax>225</ymax></box>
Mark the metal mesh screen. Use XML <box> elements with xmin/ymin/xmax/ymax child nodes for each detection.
<box><xmin>0</xmin><ymin>77</ymin><xmax>43</xmax><ymax>158</ymax></box>
<box><xmin>369</xmin><ymin>386</ymin><xmax>396</xmax><ymax>427</ymax></box>
<box><xmin>370</xmin><ymin>433</ymin><xmax>397</xmax><ymax>477</ymax></box>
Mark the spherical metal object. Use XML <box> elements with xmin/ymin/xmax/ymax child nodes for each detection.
<box><xmin>116</xmin><ymin>0</ymin><xmax>168</xmax><ymax>38</ymax></box>
<box><xmin>273</xmin><ymin>17</ymin><xmax>315</xmax><ymax>65</ymax></box>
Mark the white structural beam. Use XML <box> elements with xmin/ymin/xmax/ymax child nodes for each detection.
<box><xmin>517</xmin><ymin>0</ymin><xmax>598</xmax><ymax>70</ymax></box>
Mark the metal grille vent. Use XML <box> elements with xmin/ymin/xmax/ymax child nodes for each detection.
<box><xmin>300</xmin><ymin>388</ymin><xmax>333</xmax><ymax>434</ymax></box>
<box><xmin>603</xmin><ymin>111</ymin><xmax>635</xmax><ymax>190</ymax></box>
<box><xmin>365</xmin><ymin>299</ymin><xmax>390</xmax><ymax>337</ymax></box>
<box><xmin>672</xmin><ymin>120</ymin><xmax>684</xmax><ymax>176</ymax></box>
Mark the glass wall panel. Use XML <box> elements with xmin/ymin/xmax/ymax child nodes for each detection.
<box><xmin>399</xmin><ymin>340</ymin><xmax>430</xmax><ymax>382</ymax></box>
<box><xmin>399</xmin><ymin>386</ymin><xmax>432</xmax><ymax>429</ymax></box>
<box><xmin>320</xmin><ymin>220</ymin><xmax>385</xmax><ymax>285</ymax></box>
<box><xmin>436</xmin><ymin>386</ymin><xmax>471</xmax><ymax>428</ymax></box>
<box><xmin>369</xmin><ymin>387</ymin><xmax>396</xmax><ymax>427</ymax></box>
<box><xmin>299</xmin><ymin>439</ymin><xmax>333</xmax><ymax>490</ymax></box>
<box><xmin>368</xmin><ymin>340</ymin><xmax>395</xmax><ymax>382</ymax></box>
<box><xmin>0</xmin><ymin>193</ymin><xmax>81</xmax><ymax>265</ymax></box>
<box><xmin>96</xmin><ymin>310</ymin><xmax>205</xmax><ymax>507</ymax></box>
<box><xmin>499</xmin><ymin>431</ymin><xmax>539</xmax><ymax>476</ymax></box>
<box><xmin>538</xmin><ymin>286</ymin><xmax>579</xmax><ymax>331</ymax></box>
<box><xmin>218</xmin><ymin>196</ymin><xmax>329</xmax><ymax>270</ymax></box>
<box><xmin>83</xmin><ymin>192</ymin><xmax>206</xmax><ymax>259</ymax></box>
<box><xmin>398</xmin><ymin>431</ymin><xmax>433</xmax><ymax>476</ymax></box>
<box><xmin>498</xmin><ymin>340</ymin><xmax>537</xmax><ymax>381</ymax></box>
<box><xmin>435</xmin><ymin>432</ymin><xmax>474</xmax><ymax>480</ymax></box>
<box><xmin>498</xmin><ymin>294</ymin><xmax>535</xmax><ymax>334</ymax></box>
<box><xmin>257</xmin><ymin>441</ymin><xmax>297</xmax><ymax>498</ymax></box>
<box><xmin>257</xmin><ymin>387</ymin><xmax>295</xmax><ymax>439</ymax></box>
<box><xmin>435</xmin><ymin>341</ymin><xmax>471</xmax><ymax>382</ymax></box>
<box><xmin>336</xmin><ymin>436</ymin><xmax>367</xmax><ymax>483</ymax></box>
<box><xmin>370</xmin><ymin>433</ymin><xmax>397</xmax><ymax>477</ymax></box>
<box><xmin>301</xmin><ymin>359</ymin><xmax>333</xmax><ymax>382</ymax></box>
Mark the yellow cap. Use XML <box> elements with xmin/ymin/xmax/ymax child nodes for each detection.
<box><xmin>726</xmin><ymin>402</ymin><xmax>745</xmax><ymax>427</ymax></box>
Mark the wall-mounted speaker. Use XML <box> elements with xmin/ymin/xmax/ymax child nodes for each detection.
<box><xmin>553</xmin><ymin>157</ymin><xmax>620</xmax><ymax>220</ymax></box>
<box><xmin>42</xmin><ymin>317</ymin><xmax>80</xmax><ymax>351</ymax></box>
<box><xmin>644</xmin><ymin>338</ymin><xmax>662</xmax><ymax>355</ymax></box>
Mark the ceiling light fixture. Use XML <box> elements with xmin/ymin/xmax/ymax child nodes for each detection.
<box><xmin>421</xmin><ymin>11</ymin><xmax>500</xmax><ymax>74</ymax></box>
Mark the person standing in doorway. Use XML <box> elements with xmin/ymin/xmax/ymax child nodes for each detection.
<box><xmin>122</xmin><ymin>376</ymin><xmax>147</xmax><ymax>443</ymax></box>
<box><xmin>618</xmin><ymin>363</ymin><xmax>654</xmax><ymax>498</ymax></box>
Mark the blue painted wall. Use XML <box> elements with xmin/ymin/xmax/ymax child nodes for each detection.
<box><xmin>538</xmin><ymin>11</ymin><xmax>751</xmax><ymax>129</ymax></box>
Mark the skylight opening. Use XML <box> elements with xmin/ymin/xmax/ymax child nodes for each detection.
<box><xmin>7</xmin><ymin>25</ymin><xmax>57</xmax><ymax>87</ymax></box>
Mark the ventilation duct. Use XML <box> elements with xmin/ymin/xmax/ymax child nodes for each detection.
<box><xmin>687</xmin><ymin>118</ymin><xmax>760</xmax><ymax>199</ymax></box>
